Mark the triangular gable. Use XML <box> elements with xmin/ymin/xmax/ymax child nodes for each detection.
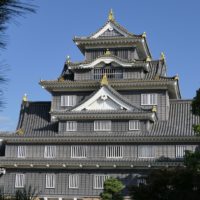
<box><xmin>72</xmin><ymin>86</ymin><xmax>141</xmax><ymax>111</ymax></box>
<box><xmin>90</xmin><ymin>21</ymin><xmax>129</xmax><ymax>39</ymax></box>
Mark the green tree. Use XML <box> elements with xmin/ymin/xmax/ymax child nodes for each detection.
<box><xmin>15</xmin><ymin>186</ymin><xmax>38</xmax><ymax>200</ymax></box>
<box><xmin>100</xmin><ymin>177</ymin><xmax>124</xmax><ymax>200</ymax></box>
<box><xmin>192</xmin><ymin>88</ymin><xmax>200</xmax><ymax>135</ymax></box>
<box><xmin>0</xmin><ymin>0</ymin><xmax>35</xmax><ymax>110</ymax></box>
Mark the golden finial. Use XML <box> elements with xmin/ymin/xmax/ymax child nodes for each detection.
<box><xmin>101</xmin><ymin>74</ymin><xmax>109</xmax><ymax>86</ymax></box>
<box><xmin>146</xmin><ymin>56</ymin><xmax>151</xmax><ymax>62</ymax></box>
<box><xmin>16</xmin><ymin>128</ymin><xmax>24</xmax><ymax>136</ymax></box>
<box><xmin>58</xmin><ymin>76</ymin><xmax>65</xmax><ymax>82</ymax></box>
<box><xmin>108</xmin><ymin>9</ymin><xmax>115</xmax><ymax>21</ymax></box>
<box><xmin>154</xmin><ymin>75</ymin><xmax>160</xmax><ymax>80</ymax></box>
<box><xmin>67</xmin><ymin>55</ymin><xmax>70</xmax><ymax>64</ymax></box>
<box><xmin>142</xmin><ymin>32</ymin><xmax>146</xmax><ymax>38</ymax></box>
<box><xmin>174</xmin><ymin>74</ymin><xmax>179</xmax><ymax>80</ymax></box>
<box><xmin>152</xmin><ymin>105</ymin><xmax>157</xmax><ymax>112</ymax></box>
<box><xmin>23</xmin><ymin>93</ymin><xmax>28</xmax><ymax>102</ymax></box>
<box><xmin>160</xmin><ymin>52</ymin><xmax>166</xmax><ymax>61</ymax></box>
<box><xmin>105</xmin><ymin>49</ymin><xmax>111</xmax><ymax>56</ymax></box>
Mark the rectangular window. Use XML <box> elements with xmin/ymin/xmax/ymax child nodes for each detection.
<box><xmin>15</xmin><ymin>174</ymin><xmax>25</xmax><ymax>188</ymax></box>
<box><xmin>175</xmin><ymin>145</ymin><xmax>187</xmax><ymax>158</ymax></box>
<box><xmin>129</xmin><ymin>120</ymin><xmax>140</xmax><ymax>130</ymax></box>
<box><xmin>94</xmin><ymin>68</ymin><xmax>123</xmax><ymax>80</ymax></box>
<box><xmin>106</xmin><ymin>146</ymin><xmax>123</xmax><ymax>158</ymax></box>
<box><xmin>69</xmin><ymin>175</ymin><xmax>79</xmax><ymax>189</ymax></box>
<box><xmin>71</xmin><ymin>146</ymin><xmax>87</xmax><ymax>158</ymax></box>
<box><xmin>17</xmin><ymin>146</ymin><xmax>26</xmax><ymax>158</ymax></box>
<box><xmin>138</xmin><ymin>146</ymin><xmax>155</xmax><ymax>158</ymax></box>
<box><xmin>66</xmin><ymin>121</ymin><xmax>77</xmax><ymax>131</ymax></box>
<box><xmin>94</xmin><ymin>120</ymin><xmax>111</xmax><ymax>131</ymax></box>
<box><xmin>46</xmin><ymin>174</ymin><xmax>55</xmax><ymax>188</ymax></box>
<box><xmin>141</xmin><ymin>94</ymin><xmax>157</xmax><ymax>105</ymax></box>
<box><xmin>94</xmin><ymin>175</ymin><xmax>109</xmax><ymax>189</ymax></box>
<box><xmin>44</xmin><ymin>146</ymin><xmax>56</xmax><ymax>158</ymax></box>
<box><xmin>61</xmin><ymin>95</ymin><xmax>77</xmax><ymax>107</ymax></box>
<box><xmin>137</xmin><ymin>178</ymin><xmax>147</xmax><ymax>186</ymax></box>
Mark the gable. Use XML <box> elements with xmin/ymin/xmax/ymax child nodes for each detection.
<box><xmin>72</xmin><ymin>86</ymin><xmax>135</xmax><ymax>111</ymax></box>
<box><xmin>91</xmin><ymin>22</ymin><xmax>129</xmax><ymax>39</ymax></box>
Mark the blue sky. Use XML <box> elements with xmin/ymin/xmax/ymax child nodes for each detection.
<box><xmin>1</xmin><ymin>0</ymin><xmax>200</xmax><ymax>131</ymax></box>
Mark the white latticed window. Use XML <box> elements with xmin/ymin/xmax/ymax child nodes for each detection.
<box><xmin>71</xmin><ymin>145</ymin><xmax>87</xmax><ymax>158</ymax></box>
<box><xmin>15</xmin><ymin>174</ymin><xmax>25</xmax><ymax>188</ymax></box>
<box><xmin>129</xmin><ymin>120</ymin><xmax>140</xmax><ymax>130</ymax></box>
<box><xmin>138</xmin><ymin>146</ymin><xmax>155</xmax><ymax>158</ymax></box>
<box><xmin>175</xmin><ymin>145</ymin><xmax>187</xmax><ymax>158</ymax></box>
<box><xmin>141</xmin><ymin>94</ymin><xmax>157</xmax><ymax>105</ymax></box>
<box><xmin>61</xmin><ymin>95</ymin><xmax>77</xmax><ymax>107</ymax></box>
<box><xmin>106</xmin><ymin>146</ymin><xmax>123</xmax><ymax>158</ymax></box>
<box><xmin>137</xmin><ymin>178</ymin><xmax>147</xmax><ymax>186</ymax></box>
<box><xmin>66</xmin><ymin>121</ymin><xmax>77</xmax><ymax>131</ymax></box>
<box><xmin>69</xmin><ymin>174</ymin><xmax>79</xmax><ymax>188</ymax></box>
<box><xmin>17</xmin><ymin>146</ymin><xmax>26</xmax><ymax>158</ymax></box>
<box><xmin>46</xmin><ymin>174</ymin><xmax>55</xmax><ymax>188</ymax></box>
<box><xmin>94</xmin><ymin>68</ymin><xmax>123</xmax><ymax>80</ymax></box>
<box><xmin>93</xmin><ymin>175</ymin><xmax>110</xmax><ymax>189</ymax></box>
<box><xmin>94</xmin><ymin>120</ymin><xmax>111</xmax><ymax>131</ymax></box>
<box><xmin>44</xmin><ymin>146</ymin><xmax>56</xmax><ymax>158</ymax></box>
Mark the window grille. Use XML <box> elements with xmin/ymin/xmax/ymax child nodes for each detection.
<box><xmin>17</xmin><ymin>146</ymin><xmax>26</xmax><ymax>158</ymax></box>
<box><xmin>138</xmin><ymin>146</ymin><xmax>155</xmax><ymax>158</ymax></box>
<box><xmin>129</xmin><ymin>120</ymin><xmax>140</xmax><ymax>130</ymax></box>
<box><xmin>175</xmin><ymin>145</ymin><xmax>187</xmax><ymax>158</ymax></box>
<box><xmin>66</xmin><ymin>121</ymin><xmax>77</xmax><ymax>131</ymax></box>
<box><xmin>93</xmin><ymin>175</ymin><xmax>109</xmax><ymax>189</ymax></box>
<box><xmin>61</xmin><ymin>95</ymin><xmax>77</xmax><ymax>107</ymax></box>
<box><xmin>141</xmin><ymin>94</ymin><xmax>157</xmax><ymax>105</ymax></box>
<box><xmin>94</xmin><ymin>120</ymin><xmax>111</xmax><ymax>131</ymax></box>
<box><xmin>69</xmin><ymin>175</ymin><xmax>79</xmax><ymax>188</ymax></box>
<box><xmin>46</xmin><ymin>174</ymin><xmax>55</xmax><ymax>188</ymax></box>
<box><xmin>137</xmin><ymin>178</ymin><xmax>146</xmax><ymax>186</ymax></box>
<box><xmin>71</xmin><ymin>146</ymin><xmax>87</xmax><ymax>158</ymax></box>
<box><xmin>106</xmin><ymin>146</ymin><xmax>123</xmax><ymax>158</ymax></box>
<box><xmin>15</xmin><ymin>174</ymin><xmax>25</xmax><ymax>188</ymax></box>
<box><xmin>44</xmin><ymin>146</ymin><xmax>56</xmax><ymax>158</ymax></box>
<box><xmin>94</xmin><ymin>68</ymin><xmax>123</xmax><ymax>80</ymax></box>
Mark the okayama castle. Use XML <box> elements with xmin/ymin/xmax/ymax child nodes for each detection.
<box><xmin>0</xmin><ymin>10</ymin><xmax>200</xmax><ymax>200</ymax></box>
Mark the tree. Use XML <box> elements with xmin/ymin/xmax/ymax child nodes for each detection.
<box><xmin>0</xmin><ymin>0</ymin><xmax>35</xmax><ymax>110</ymax></box>
<box><xmin>100</xmin><ymin>177</ymin><xmax>124</xmax><ymax>200</ymax></box>
<box><xmin>192</xmin><ymin>88</ymin><xmax>200</xmax><ymax>135</ymax></box>
<box><xmin>15</xmin><ymin>186</ymin><xmax>38</xmax><ymax>200</ymax></box>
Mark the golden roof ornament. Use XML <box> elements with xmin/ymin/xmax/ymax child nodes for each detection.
<box><xmin>67</xmin><ymin>55</ymin><xmax>70</xmax><ymax>64</ymax></box>
<box><xmin>23</xmin><ymin>93</ymin><xmax>28</xmax><ymax>102</ymax></box>
<box><xmin>105</xmin><ymin>49</ymin><xmax>111</xmax><ymax>56</ymax></box>
<box><xmin>58</xmin><ymin>76</ymin><xmax>65</xmax><ymax>82</ymax></box>
<box><xmin>152</xmin><ymin>105</ymin><xmax>157</xmax><ymax>112</ymax></box>
<box><xmin>142</xmin><ymin>32</ymin><xmax>146</xmax><ymax>38</ymax></box>
<box><xmin>16</xmin><ymin>128</ymin><xmax>24</xmax><ymax>136</ymax></box>
<box><xmin>108</xmin><ymin>9</ymin><xmax>115</xmax><ymax>21</ymax></box>
<box><xmin>160</xmin><ymin>52</ymin><xmax>166</xmax><ymax>61</ymax></box>
<box><xmin>101</xmin><ymin>74</ymin><xmax>109</xmax><ymax>86</ymax></box>
<box><xmin>174</xmin><ymin>74</ymin><xmax>179</xmax><ymax>80</ymax></box>
<box><xmin>146</xmin><ymin>56</ymin><xmax>151</xmax><ymax>62</ymax></box>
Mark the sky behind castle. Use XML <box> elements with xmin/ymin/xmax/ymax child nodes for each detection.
<box><xmin>1</xmin><ymin>0</ymin><xmax>200</xmax><ymax>131</ymax></box>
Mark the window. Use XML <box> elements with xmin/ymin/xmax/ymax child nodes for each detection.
<box><xmin>71</xmin><ymin>146</ymin><xmax>87</xmax><ymax>158</ymax></box>
<box><xmin>129</xmin><ymin>120</ymin><xmax>140</xmax><ymax>130</ymax></box>
<box><xmin>61</xmin><ymin>95</ymin><xmax>77</xmax><ymax>107</ymax></box>
<box><xmin>15</xmin><ymin>174</ymin><xmax>25</xmax><ymax>188</ymax></box>
<box><xmin>94</xmin><ymin>175</ymin><xmax>109</xmax><ymax>189</ymax></box>
<box><xmin>137</xmin><ymin>178</ymin><xmax>146</xmax><ymax>186</ymax></box>
<box><xmin>66</xmin><ymin>121</ymin><xmax>77</xmax><ymax>131</ymax></box>
<box><xmin>46</xmin><ymin>174</ymin><xmax>55</xmax><ymax>188</ymax></box>
<box><xmin>44</xmin><ymin>146</ymin><xmax>56</xmax><ymax>158</ymax></box>
<box><xmin>175</xmin><ymin>145</ymin><xmax>187</xmax><ymax>158</ymax></box>
<box><xmin>17</xmin><ymin>146</ymin><xmax>26</xmax><ymax>158</ymax></box>
<box><xmin>138</xmin><ymin>146</ymin><xmax>155</xmax><ymax>158</ymax></box>
<box><xmin>106</xmin><ymin>146</ymin><xmax>123</xmax><ymax>158</ymax></box>
<box><xmin>94</xmin><ymin>68</ymin><xmax>123</xmax><ymax>80</ymax></box>
<box><xmin>141</xmin><ymin>94</ymin><xmax>157</xmax><ymax>105</ymax></box>
<box><xmin>69</xmin><ymin>175</ymin><xmax>79</xmax><ymax>188</ymax></box>
<box><xmin>94</xmin><ymin>120</ymin><xmax>111</xmax><ymax>131</ymax></box>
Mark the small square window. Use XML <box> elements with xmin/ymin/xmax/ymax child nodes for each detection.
<box><xmin>69</xmin><ymin>175</ymin><xmax>79</xmax><ymax>189</ymax></box>
<box><xmin>46</xmin><ymin>174</ymin><xmax>55</xmax><ymax>188</ymax></box>
<box><xmin>15</xmin><ymin>174</ymin><xmax>25</xmax><ymax>188</ymax></box>
<box><xmin>129</xmin><ymin>120</ymin><xmax>140</xmax><ymax>130</ymax></box>
<box><xmin>94</xmin><ymin>120</ymin><xmax>111</xmax><ymax>131</ymax></box>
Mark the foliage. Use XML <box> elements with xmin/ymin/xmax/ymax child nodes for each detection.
<box><xmin>15</xmin><ymin>186</ymin><xmax>38</xmax><ymax>200</ymax></box>
<box><xmin>129</xmin><ymin>168</ymin><xmax>200</xmax><ymax>200</ymax></box>
<box><xmin>184</xmin><ymin>148</ymin><xmax>200</xmax><ymax>170</ymax></box>
<box><xmin>192</xmin><ymin>88</ymin><xmax>200</xmax><ymax>134</ymax></box>
<box><xmin>100</xmin><ymin>177</ymin><xmax>124</xmax><ymax>200</ymax></box>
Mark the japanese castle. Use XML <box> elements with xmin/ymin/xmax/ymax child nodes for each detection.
<box><xmin>0</xmin><ymin>10</ymin><xmax>200</xmax><ymax>200</ymax></box>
